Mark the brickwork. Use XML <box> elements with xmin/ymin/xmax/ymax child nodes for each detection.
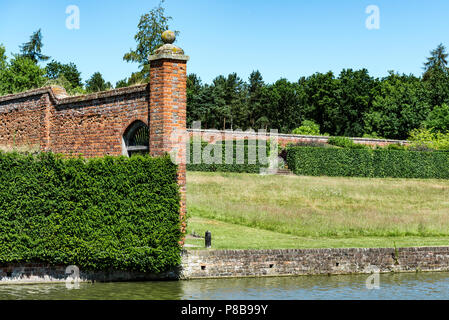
<box><xmin>188</xmin><ymin>129</ymin><xmax>409</xmax><ymax>148</ymax></box>
<box><xmin>0</xmin><ymin>37</ymin><xmax>189</xmax><ymax>239</ymax></box>
<box><xmin>0</xmin><ymin>85</ymin><xmax>150</xmax><ymax>157</ymax></box>
<box><xmin>149</xmin><ymin>54</ymin><xmax>189</xmax><ymax>237</ymax></box>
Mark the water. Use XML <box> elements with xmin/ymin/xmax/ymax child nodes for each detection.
<box><xmin>1</xmin><ymin>272</ymin><xmax>449</xmax><ymax>300</ymax></box>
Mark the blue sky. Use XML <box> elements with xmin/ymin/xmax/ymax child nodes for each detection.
<box><xmin>1</xmin><ymin>0</ymin><xmax>449</xmax><ymax>85</ymax></box>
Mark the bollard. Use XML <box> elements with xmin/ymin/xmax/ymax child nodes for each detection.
<box><xmin>205</xmin><ymin>231</ymin><xmax>211</xmax><ymax>248</ymax></box>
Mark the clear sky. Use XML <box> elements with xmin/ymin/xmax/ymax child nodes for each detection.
<box><xmin>1</xmin><ymin>0</ymin><xmax>449</xmax><ymax>85</ymax></box>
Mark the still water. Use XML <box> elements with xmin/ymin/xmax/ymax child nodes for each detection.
<box><xmin>1</xmin><ymin>272</ymin><xmax>449</xmax><ymax>300</ymax></box>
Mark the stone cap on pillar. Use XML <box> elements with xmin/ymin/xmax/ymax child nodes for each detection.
<box><xmin>148</xmin><ymin>30</ymin><xmax>189</xmax><ymax>62</ymax></box>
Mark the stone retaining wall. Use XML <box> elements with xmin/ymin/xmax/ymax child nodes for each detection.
<box><xmin>0</xmin><ymin>263</ymin><xmax>179</xmax><ymax>285</ymax></box>
<box><xmin>2</xmin><ymin>247</ymin><xmax>449</xmax><ymax>284</ymax></box>
<box><xmin>180</xmin><ymin>247</ymin><xmax>449</xmax><ymax>279</ymax></box>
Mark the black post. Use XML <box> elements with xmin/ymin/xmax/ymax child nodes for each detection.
<box><xmin>205</xmin><ymin>231</ymin><xmax>211</xmax><ymax>248</ymax></box>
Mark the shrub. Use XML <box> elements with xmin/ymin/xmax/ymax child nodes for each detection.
<box><xmin>187</xmin><ymin>140</ymin><xmax>270</xmax><ymax>173</ymax></box>
<box><xmin>327</xmin><ymin>136</ymin><xmax>369</xmax><ymax>149</ymax></box>
<box><xmin>408</xmin><ymin>128</ymin><xmax>449</xmax><ymax>151</ymax></box>
<box><xmin>286</xmin><ymin>146</ymin><xmax>449</xmax><ymax>179</ymax></box>
<box><xmin>384</xmin><ymin>143</ymin><xmax>408</xmax><ymax>151</ymax></box>
<box><xmin>292</xmin><ymin>120</ymin><xmax>321</xmax><ymax>136</ymax></box>
<box><xmin>287</xmin><ymin>141</ymin><xmax>329</xmax><ymax>148</ymax></box>
<box><xmin>0</xmin><ymin>152</ymin><xmax>181</xmax><ymax>273</ymax></box>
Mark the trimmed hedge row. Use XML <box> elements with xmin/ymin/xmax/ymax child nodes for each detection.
<box><xmin>186</xmin><ymin>140</ymin><xmax>270</xmax><ymax>173</ymax></box>
<box><xmin>0</xmin><ymin>152</ymin><xmax>181</xmax><ymax>273</ymax></box>
<box><xmin>286</xmin><ymin>147</ymin><xmax>449</xmax><ymax>179</ymax></box>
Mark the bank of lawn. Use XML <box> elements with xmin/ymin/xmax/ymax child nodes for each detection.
<box><xmin>185</xmin><ymin>172</ymin><xmax>449</xmax><ymax>249</ymax></box>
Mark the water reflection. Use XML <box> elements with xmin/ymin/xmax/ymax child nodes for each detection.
<box><xmin>1</xmin><ymin>272</ymin><xmax>449</xmax><ymax>300</ymax></box>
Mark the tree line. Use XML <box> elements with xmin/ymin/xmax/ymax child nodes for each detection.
<box><xmin>1</xmin><ymin>1</ymin><xmax>449</xmax><ymax>140</ymax></box>
<box><xmin>187</xmin><ymin>45</ymin><xmax>449</xmax><ymax>140</ymax></box>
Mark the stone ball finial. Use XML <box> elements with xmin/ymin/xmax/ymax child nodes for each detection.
<box><xmin>162</xmin><ymin>30</ymin><xmax>176</xmax><ymax>44</ymax></box>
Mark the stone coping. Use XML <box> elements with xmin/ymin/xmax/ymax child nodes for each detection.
<box><xmin>0</xmin><ymin>84</ymin><xmax>149</xmax><ymax>105</ymax></box>
<box><xmin>188</xmin><ymin>128</ymin><xmax>409</xmax><ymax>144</ymax></box>
<box><xmin>182</xmin><ymin>246</ymin><xmax>449</xmax><ymax>255</ymax></box>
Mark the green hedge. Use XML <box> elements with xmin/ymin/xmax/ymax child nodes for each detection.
<box><xmin>0</xmin><ymin>152</ymin><xmax>181</xmax><ymax>273</ymax></box>
<box><xmin>286</xmin><ymin>147</ymin><xmax>449</xmax><ymax>179</ymax></box>
<box><xmin>186</xmin><ymin>140</ymin><xmax>270</xmax><ymax>173</ymax></box>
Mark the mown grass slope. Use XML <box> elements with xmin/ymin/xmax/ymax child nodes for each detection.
<box><xmin>185</xmin><ymin>172</ymin><xmax>449</xmax><ymax>249</ymax></box>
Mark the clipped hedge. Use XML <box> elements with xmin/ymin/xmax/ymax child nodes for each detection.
<box><xmin>286</xmin><ymin>147</ymin><xmax>449</xmax><ymax>179</ymax></box>
<box><xmin>0</xmin><ymin>152</ymin><xmax>181</xmax><ymax>273</ymax></box>
<box><xmin>186</xmin><ymin>140</ymin><xmax>270</xmax><ymax>173</ymax></box>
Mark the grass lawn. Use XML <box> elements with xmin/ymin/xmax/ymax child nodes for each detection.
<box><xmin>185</xmin><ymin>171</ymin><xmax>449</xmax><ymax>249</ymax></box>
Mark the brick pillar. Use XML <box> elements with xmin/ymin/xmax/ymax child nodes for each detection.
<box><xmin>40</xmin><ymin>86</ymin><xmax>68</xmax><ymax>152</ymax></box>
<box><xmin>148</xmin><ymin>31</ymin><xmax>189</xmax><ymax>241</ymax></box>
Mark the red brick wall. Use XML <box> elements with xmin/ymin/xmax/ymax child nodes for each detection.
<box><xmin>0</xmin><ymin>85</ymin><xmax>151</xmax><ymax>157</ymax></box>
<box><xmin>0</xmin><ymin>59</ymin><xmax>188</xmax><ymax>239</ymax></box>
<box><xmin>150</xmin><ymin>58</ymin><xmax>188</xmax><ymax>236</ymax></box>
<box><xmin>187</xmin><ymin>129</ymin><xmax>409</xmax><ymax>147</ymax></box>
<box><xmin>50</xmin><ymin>86</ymin><xmax>149</xmax><ymax>157</ymax></box>
<box><xmin>0</xmin><ymin>93</ymin><xmax>50</xmax><ymax>149</ymax></box>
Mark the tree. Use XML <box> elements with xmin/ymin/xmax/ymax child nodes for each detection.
<box><xmin>424</xmin><ymin>67</ymin><xmax>449</xmax><ymax>108</ymax></box>
<box><xmin>0</xmin><ymin>44</ymin><xmax>6</xmax><ymax>70</ymax></box>
<box><xmin>45</xmin><ymin>60</ymin><xmax>82</xmax><ymax>90</ymax></box>
<box><xmin>123</xmin><ymin>1</ymin><xmax>178</xmax><ymax>80</ymax></box>
<box><xmin>263</xmin><ymin>79</ymin><xmax>303</xmax><ymax>133</ymax></box>
<box><xmin>85</xmin><ymin>72</ymin><xmax>112</xmax><ymax>93</ymax></box>
<box><xmin>19</xmin><ymin>29</ymin><xmax>50</xmax><ymax>63</ymax></box>
<box><xmin>186</xmin><ymin>73</ymin><xmax>203</xmax><ymax>127</ymax></box>
<box><xmin>301</xmin><ymin>72</ymin><xmax>339</xmax><ymax>135</ymax></box>
<box><xmin>423</xmin><ymin>43</ymin><xmax>449</xmax><ymax>81</ymax></box>
<box><xmin>115</xmin><ymin>78</ymin><xmax>129</xmax><ymax>89</ymax></box>
<box><xmin>424</xmin><ymin>104</ymin><xmax>449</xmax><ymax>133</ymax></box>
<box><xmin>0</xmin><ymin>55</ymin><xmax>46</xmax><ymax>95</ymax></box>
<box><xmin>195</xmin><ymin>84</ymin><xmax>216</xmax><ymax>129</ymax></box>
<box><xmin>334</xmin><ymin>69</ymin><xmax>376</xmax><ymax>137</ymax></box>
<box><xmin>423</xmin><ymin>44</ymin><xmax>449</xmax><ymax>107</ymax></box>
<box><xmin>247</xmin><ymin>70</ymin><xmax>266</xmax><ymax>129</ymax></box>
<box><xmin>364</xmin><ymin>72</ymin><xmax>430</xmax><ymax>139</ymax></box>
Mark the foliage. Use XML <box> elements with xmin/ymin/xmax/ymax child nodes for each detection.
<box><xmin>115</xmin><ymin>78</ymin><xmax>129</xmax><ymax>89</ymax></box>
<box><xmin>185</xmin><ymin>44</ymin><xmax>449</xmax><ymax>141</ymax></box>
<box><xmin>0</xmin><ymin>41</ymin><xmax>86</xmax><ymax>96</ymax></box>
<box><xmin>123</xmin><ymin>0</ymin><xmax>178</xmax><ymax>82</ymax></box>
<box><xmin>327</xmin><ymin>136</ymin><xmax>368</xmax><ymax>149</ymax></box>
<box><xmin>384</xmin><ymin>143</ymin><xmax>408</xmax><ymax>151</ymax></box>
<box><xmin>45</xmin><ymin>60</ymin><xmax>83</xmax><ymax>91</ymax></box>
<box><xmin>423</xmin><ymin>43</ymin><xmax>449</xmax><ymax>81</ymax></box>
<box><xmin>363</xmin><ymin>72</ymin><xmax>430</xmax><ymax>140</ymax></box>
<box><xmin>19</xmin><ymin>29</ymin><xmax>50</xmax><ymax>63</ymax></box>
<box><xmin>0</xmin><ymin>152</ymin><xmax>181</xmax><ymax>273</ymax></box>
<box><xmin>292</xmin><ymin>120</ymin><xmax>321</xmax><ymax>135</ymax></box>
<box><xmin>286</xmin><ymin>146</ymin><xmax>449</xmax><ymax>179</ymax></box>
<box><xmin>0</xmin><ymin>44</ymin><xmax>6</xmax><ymax>70</ymax></box>
<box><xmin>85</xmin><ymin>72</ymin><xmax>112</xmax><ymax>93</ymax></box>
<box><xmin>408</xmin><ymin>128</ymin><xmax>449</xmax><ymax>151</ymax></box>
<box><xmin>0</xmin><ymin>55</ymin><xmax>46</xmax><ymax>95</ymax></box>
<box><xmin>262</xmin><ymin>78</ymin><xmax>304</xmax><ymax>133</ymax></box>
<box><xmin>424</xmin><ymin>104</ymin><xmax>449</xmax><ymax>133</ymax></box>
<box><xmin>334</xmin><ymin>69</ymin><xmax>376</xmax><ymax>137</ymax></box>
<box><xmin>186</xmin><ymin>140</ymin><xmax>270</xmax><ymax>173</ymax></box>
